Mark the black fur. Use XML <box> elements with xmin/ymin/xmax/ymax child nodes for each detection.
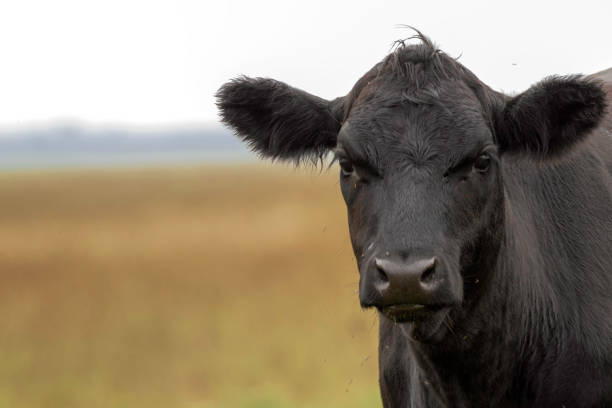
<box><xmin>217</xmin><ymin>34</ymin><xmax>612</xmax><ymax>407</ymax></box>
<box><xmin>496</xmin><ymin>75</ymin><xmax>608</xmax><ymax>157</ymax></box>
<box><xmin>215</xmin><ymin>76</ymin><xmax>344</xmax><ymax>164</ymax></box>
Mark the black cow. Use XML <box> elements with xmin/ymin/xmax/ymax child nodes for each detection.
<box><xmin>216</xmin><ymin>35</ymin><xmax>612</xmax><ymax>407</ymax></box>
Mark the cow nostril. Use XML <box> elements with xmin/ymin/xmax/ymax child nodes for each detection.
<box><xmin>375</xmin><ymin>259</ymin><xmax>389</xmax><ymax>283</ymax></box>
<box><xmin>420</xmin><ymin>260</ymin><xmax>437</xmax><ymax>284</ymax></box>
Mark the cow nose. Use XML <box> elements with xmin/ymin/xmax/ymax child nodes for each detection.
<box><xmin>371</xmin><ymin>257</ymin><xmax>439</xmax><ymax>306</ymax></box>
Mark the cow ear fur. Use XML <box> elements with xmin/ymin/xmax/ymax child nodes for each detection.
<box><xmin>495</xmin><ymin>75</ymin><xmax>607</xmax><ymax>158</ymax></box>
<box><xmin>216</xmin><ymin>76</ymin><xmax>344</xmax><ymax>164</ymax></box>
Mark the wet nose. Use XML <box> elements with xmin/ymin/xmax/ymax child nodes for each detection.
<box><xmin>360</xmin><ymin>256</ymin><xmax>440</xmax><ymax>307</ymax></box>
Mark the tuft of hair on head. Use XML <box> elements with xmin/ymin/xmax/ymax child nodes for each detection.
<box><xmin>390</xmin><ymin>25</ymin><xmax>438</xmax><ymax>55</ymax></box>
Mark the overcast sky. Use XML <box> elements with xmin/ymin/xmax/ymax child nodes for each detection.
<box><xmin>0</xmin><ymin>0</ymin><xmax>610</xmax><ymax>129</ymax></box>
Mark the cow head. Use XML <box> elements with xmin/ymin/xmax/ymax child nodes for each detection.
<box><xmin>216</xmin><ymin>36</ymin><xmax>606</xmax><ymax>342</ymax></box>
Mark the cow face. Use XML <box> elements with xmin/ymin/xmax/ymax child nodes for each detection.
<box><xmin>217</xmin><ymin>39</ymin><xmax>606</xmax><ymax>342</ymax></box>
<box><xmin>335</xmin><ymin>77</ymin><xmax>504</xmax><ymax>341</ymax></box>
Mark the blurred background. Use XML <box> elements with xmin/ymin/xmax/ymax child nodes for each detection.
<box><xmin>1</xmin><ymin>1</ymin><xmax>610</xmax><ymax>407</ymax></box>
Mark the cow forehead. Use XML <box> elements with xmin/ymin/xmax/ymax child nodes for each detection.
<box><xmin>339</xmin><ymin>83</ymin><xmax>493</xmax><ymax>167</ymax></box>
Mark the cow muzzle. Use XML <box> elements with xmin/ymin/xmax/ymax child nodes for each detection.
<box><xmin>359</xmin><ymin>254</ymin><xmax>461</xmax><ymax>322</ymax></box>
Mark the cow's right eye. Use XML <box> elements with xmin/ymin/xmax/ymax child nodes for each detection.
<box><xmin>339</xmin><ymin>159</ymin><xmax>354</xmax><ymax>177</ymax></box>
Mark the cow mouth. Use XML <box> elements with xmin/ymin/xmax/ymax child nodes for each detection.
<box><xmin>381</xmin><ymin>303</ymin><xmax>448</xmax><ymax>323</ymax></box>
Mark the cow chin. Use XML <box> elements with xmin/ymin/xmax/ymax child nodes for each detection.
<box><xmin>386</xmin><ymin>307</ymin><xmax>452</xmax><ymax>343</ymax></box>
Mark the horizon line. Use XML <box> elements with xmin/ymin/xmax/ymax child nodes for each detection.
<box><xmin>0</xmin><ymin>117</ymin><xmax>227</xmax><ymax>133</ymax></box>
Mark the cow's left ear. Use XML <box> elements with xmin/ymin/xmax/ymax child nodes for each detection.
<box><xmin>495</xmin><ymin>75</ymin><xmax>607</xmax><ymax>158</ymax></box>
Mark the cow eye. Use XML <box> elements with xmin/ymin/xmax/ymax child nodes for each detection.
<box><xmin>339</xmin><ymin>159</ymin><xmax>354</xmax><ymax>177</ymax></box>
<box><xmin>474</xmin><ymin>153</ymin><xmax>491</xmax><ymax>172</ymax></box>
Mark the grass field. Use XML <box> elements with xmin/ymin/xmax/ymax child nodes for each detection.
<box><xmin>0</xmin><ymin>164</ymin><xmax>381</xmax><ymax>408</ymax></box>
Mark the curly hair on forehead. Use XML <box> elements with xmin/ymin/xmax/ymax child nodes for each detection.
<box><xmin>382</xmin><ymin>30</ymin><xmax>471</xmax><ymax>89</ymax></box>
<box><xmin>342</xmin><ymin>30</ymin><xmax>495</xmax><ymax>121</ymax></box>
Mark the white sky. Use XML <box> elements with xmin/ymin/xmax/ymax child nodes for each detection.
<box><xmin>0</xmin><ymin>0</ymin><xmax>610</xmax><ymax>128</ymax></box>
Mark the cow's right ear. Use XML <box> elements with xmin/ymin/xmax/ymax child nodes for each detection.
<box><xmin>216</xmin><ymin>76</ymin><xmax>345</xmax><ymax>163</ymax></box>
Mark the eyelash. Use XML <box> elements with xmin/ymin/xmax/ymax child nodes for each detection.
<box><xmin>339</xmin><ymin>158</ymin><xmax>354</xmax><ymax>176</ymax></box>
<box><xmin>443</xmin><ymin>150</ymin><xmax>495</xmax><ymax>178</ymax></box>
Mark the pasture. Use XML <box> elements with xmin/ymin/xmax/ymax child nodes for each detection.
<box><xmin>0</xmin><ymin>164</ymin><xmax>381</xmax><ymax>408</ymax></box>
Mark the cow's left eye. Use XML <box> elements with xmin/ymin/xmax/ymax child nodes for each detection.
<box><xmin>339</xmin><ymin>159</ymin><xmax>354</xmax><ymax>177</ymax></box>
<box><xmin>474</xmin><ymin>153</ymin><xmax>491</xmax><ymax>173</ymax></box>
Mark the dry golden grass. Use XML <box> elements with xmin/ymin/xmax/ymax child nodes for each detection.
<box><xmin>0</xmin><ymin>164</ymin><xmax>381</xmax><ymax>408</ymax></box>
